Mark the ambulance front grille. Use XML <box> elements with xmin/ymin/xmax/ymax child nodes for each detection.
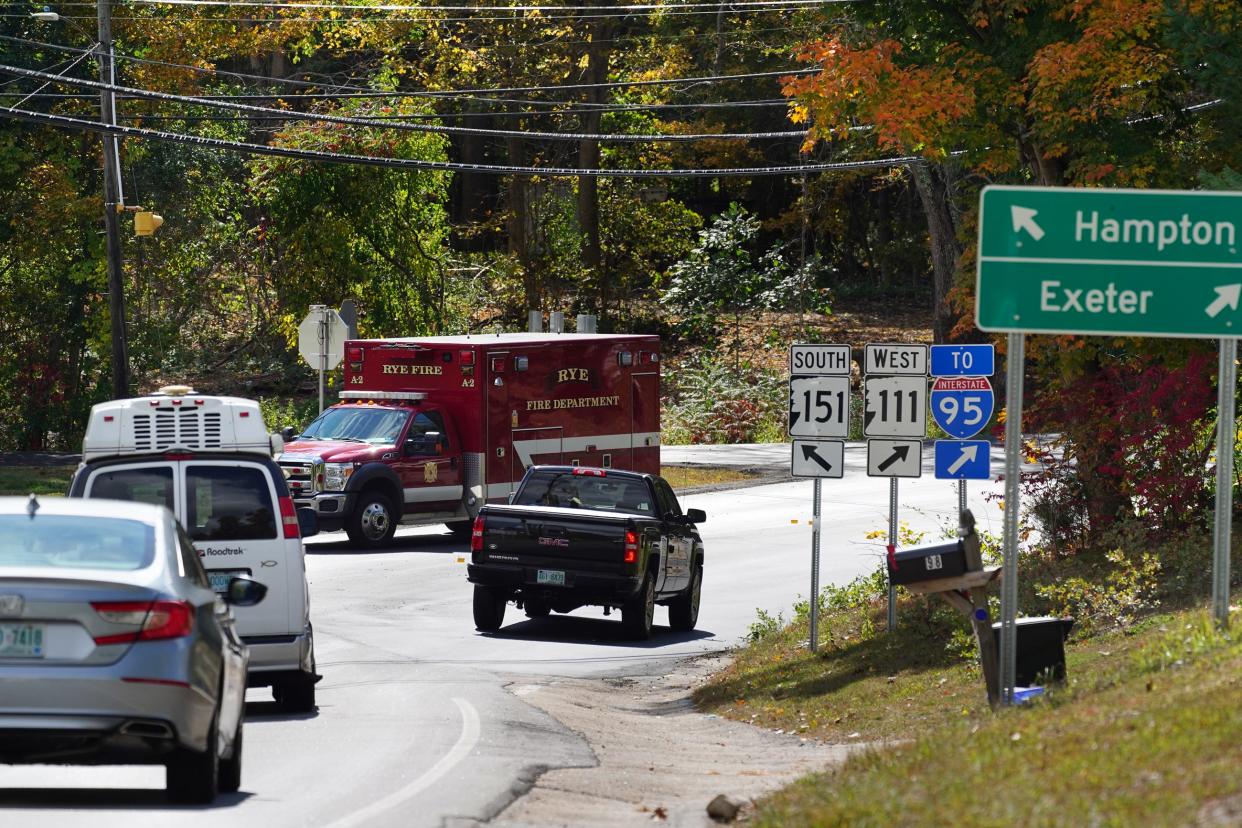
<box><xmin>131</xmin><ymin>411</ymin><xmax>224</xmax><ymax>452</ymax></box>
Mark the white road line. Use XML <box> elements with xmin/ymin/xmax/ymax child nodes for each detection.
<box><xmin>326</xmin><ymin>697</ymin><xmax>481</xmax><ymax>828</ymax></box>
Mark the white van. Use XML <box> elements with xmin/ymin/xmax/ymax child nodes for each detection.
<box><xmin>69</xmin><ymin>386</ymin><xmax>319</xmax><ymax>712</ymax></box>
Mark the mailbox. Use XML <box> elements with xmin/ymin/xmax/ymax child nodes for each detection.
<box><xmin>888</xmin><ymin>539</ymin><xmax>967</xmax><ymax>585</ymax></box>
<box><xmin>992</xmin><ymin>616</ymin><xmax>1075</xmax><ymax>686</ymax></box>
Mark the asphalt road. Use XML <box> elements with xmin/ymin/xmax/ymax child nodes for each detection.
<box><xmin>0</xmin><ymin>447</ymin><xmax>1007</xmax><ymax>826</ymax></box>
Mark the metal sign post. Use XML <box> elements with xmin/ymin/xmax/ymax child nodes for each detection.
<box><xmin>810</xmin><ymin>479</ymin><xmax>822</xmax><ymax>651</ymax></box>
<box><xmin>888</xmin><ymin>477</ymin><xmax>898</xmax><ymax>631</ymax></box>
<box><xmin>789</xmin><ymin>343</ymin><xmax>851</xmax><ymax>652</ymax></box>
<box><xmin>1214</xmin><ymin>338</ymin><xmax>1237</xmax><ymax>628</ymax></box>
<box><xmin>999</xmin><ymin>332</ymin><xmax>1025</xmax><ymax>705</ymax></box>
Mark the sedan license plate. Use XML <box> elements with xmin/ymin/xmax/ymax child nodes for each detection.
<box><xmin>536</xmin><ymin>569</ymin><xmax>566</xmax><ymax>586</ymax></box>
<box><xmin>0</xmin><ymin>623</ymin><xmax>45</xmax><ymax>658</ymax></box>
<box><xmin>208</xmin><ymin>569</ymin><xmax>250</xmax><ymax>594</ymax></box>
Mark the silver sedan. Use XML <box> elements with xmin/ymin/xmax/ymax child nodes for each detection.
<box><xmin>0</xmin><ymin>495</ymin><xmax>267</xmax><ymax>803</ymax></box>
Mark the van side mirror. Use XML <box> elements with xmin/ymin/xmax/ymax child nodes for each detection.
<box><xmin>281</xmin><ymin>426</ymin><xmax>297</xmax><ymax>442</ymax></box>
<box><xmin>685</xmin><ymin>508</ymin><xmax>706</xmax><ymax>524</ymax></box>
<box><xmin>297</xmin><ymin>507</ymin><xmax>319</xmax><ymax>537</ymax></box>
<box><xmin>226</xmin><ymin>576</ymin><xmax>268</xmax><ymax>607</ymax></box>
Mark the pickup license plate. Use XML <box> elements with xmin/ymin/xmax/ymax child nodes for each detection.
<box><xmin>0</xmin><ymin>623</ymin><xmax>44</xmax><ymax>658</ymax></box>
<box><xmin>536</xmin><ymin>569</ymin><xmax>566</xmax><ymax>586</ymax></box>
<box><xmin>208</xmin><ymin>569</ymin><xmax>250</xmax><ymax>594</ymax></box>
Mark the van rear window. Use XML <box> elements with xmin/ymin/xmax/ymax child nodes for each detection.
<box><xmin>87</xmin><ymin>466</ymin><xmax>174</xmax><ymax>511</ymax></box>
<box><xmin>186</xmin><ymin>465</ymin><xmax>277</xmax><ymax>541</ymax></box>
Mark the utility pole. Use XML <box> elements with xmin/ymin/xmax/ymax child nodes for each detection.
<box><xmin>97</xmin><ymin>0</ymin><xmax>128</xmax><ymax>398</ymax></box>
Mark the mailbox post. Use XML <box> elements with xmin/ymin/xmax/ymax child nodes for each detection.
<box><xmin>891</xmin><ymin>509</ymin><xmax>1003</xmax><ymax>706</ymax></box>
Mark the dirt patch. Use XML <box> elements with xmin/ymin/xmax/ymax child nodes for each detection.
<box><xmin>484</xmin><ymin>654</ymin><xmax>860</xmax><ymax>828</ymax></box>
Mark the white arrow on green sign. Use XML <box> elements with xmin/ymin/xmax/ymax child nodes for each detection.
<box><xmin>976</xmin><ymin>186</ymin><xmax>1242</xmax><ymax>337</ymax></box>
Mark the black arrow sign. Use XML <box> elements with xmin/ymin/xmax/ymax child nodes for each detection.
<box><xmin>877</xmin><ymin>444</ymin><xmax>910</xmax><ymax>473</ymax></box>
<box><xmin>800</xmin><ymin>443</ymin><xmax>835</xmax><ymax>474</ymax></box>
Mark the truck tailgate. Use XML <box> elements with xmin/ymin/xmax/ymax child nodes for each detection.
<box><xmin>479</xmin><ymin>505</ymin><xmax>633</xmax><ymax>573</ymax></box>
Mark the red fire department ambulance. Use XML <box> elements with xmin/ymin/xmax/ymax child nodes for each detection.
<box><xmin>277</xmin><ymin>333</ymin><xmax>661</xmax><ymax>547</ymax></box>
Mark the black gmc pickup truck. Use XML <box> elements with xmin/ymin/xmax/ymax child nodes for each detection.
<box><xmin>466</xmin><ymin>465</ymin><xmax>706</xmax><ymax>639</ymax></box>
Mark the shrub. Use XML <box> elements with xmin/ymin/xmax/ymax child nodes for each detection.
<box><xmin>661</xmin><ymin>354</ymin><xmax>785</xmax><ymax>444</ymax></box>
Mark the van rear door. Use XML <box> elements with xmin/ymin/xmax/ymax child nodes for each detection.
<box><xmin>181</xmin><ymin>461</ymin><xmax>292</xmax><ymax>637</ymax></box>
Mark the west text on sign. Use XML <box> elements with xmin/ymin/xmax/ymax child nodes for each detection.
<box><xmin>864</xmin><ymin>343</ymin><xmax>928</xmax><ymax>376</ymax></box>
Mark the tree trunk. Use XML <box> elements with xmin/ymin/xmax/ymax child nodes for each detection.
<box><xmin>910</xmin><ymin>162</ymin><xmax>961</xmax><ymax>344</ymax></box>
<box><xmin>577</xmin><ymin>11</ymin><xmax>609</xmax><ymax>321</ymax></box>
<box><xmin>506</xmin><ymin>132</ymin><xmax>538</xmax><ymax>311</ymax></box>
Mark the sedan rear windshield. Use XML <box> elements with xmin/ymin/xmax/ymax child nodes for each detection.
<box><xmin>0</xmin><ymin>515</ymin><xmax>155</xmax><ymax>570</ymax></box>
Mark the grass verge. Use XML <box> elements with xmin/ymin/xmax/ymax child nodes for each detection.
<box><xmin>662</xmin><ymin>465</ymin><xmax>764</xmax><ymax>492</ymax></box>
<box><xmin>0</xmin><ymin>465</ymin><xmax>75</xmax><ymax>497</ymax></box>
<box><xmin>696</xmin><ymin>593</ymin><xmax>1242</xmax><ymax>826</ymax></box>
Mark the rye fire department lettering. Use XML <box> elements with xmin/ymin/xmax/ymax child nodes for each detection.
<box><xmin>381</xmin><ymin>364</ymin><xmax>443</xmax><ymax>376</ymax></box>
<box><xmin>525</xmin><ymin>395</ymin><xmax>620</xmax><ymax>412</ymax></box>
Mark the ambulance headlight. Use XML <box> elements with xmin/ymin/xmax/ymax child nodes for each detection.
<box><xmin>323</xmin><ymin>462</ymin><xmax>355</xmax><ymax>491</ymax></box>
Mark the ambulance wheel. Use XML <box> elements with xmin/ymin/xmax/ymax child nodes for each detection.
<box><xmin>346</xmin><ymin>491</ymin><xmax>397</xmax><ymax>548</ymax></box>
<box><xmin>473</xmin><ymin>585</ymin><xmax>507</xmax><ymax>632</ymax></box>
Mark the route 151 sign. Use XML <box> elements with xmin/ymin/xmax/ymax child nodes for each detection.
<box><xmin>929</xmin><ymin>377</ymin><xmax>994</xmax><ymax>439</ymax></box>
<box><xmin>789</xmin><ymin>375</ymin><xmax>850</xmax><ymax>438</ymax></box>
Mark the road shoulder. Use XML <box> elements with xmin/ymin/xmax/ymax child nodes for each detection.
<box><xmin>483</xmin><ymin>653</ymin><xmax>856</xmax><ymax>827</ymax></box>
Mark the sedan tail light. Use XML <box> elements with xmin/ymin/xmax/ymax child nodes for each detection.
<box><xmin>470</xmin><ymin>515</ymin><xmax>484</xmax><ymax>553</ymax></box>
<box><xmin>279</xmin><ymin>495</ymin><xmax>301</xmax><ymax>539</ymax></box>
<box><xmin>92</xmin><ymin>600</ymin><xmax>195</xmax><ymax>645</ymax></box>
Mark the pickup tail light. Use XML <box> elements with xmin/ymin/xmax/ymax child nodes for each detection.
<box><xmin>279</xmin><ymin>495</ymin><xmax>301</xmax><ymax>539</ymax></box>
<box><xmin>623</xmin><ymin>529</ymin><xmax>638</xmax><ymax>564</ymax></box>
<box><xmin>470</xmin><ymin>515</ymin><xmax>485</xmax><ymax>552</ymax></box>
<box><xmin>92</xmin><ymin>600</ymin><xmax>195</xmax><ymax>645</ymax></box>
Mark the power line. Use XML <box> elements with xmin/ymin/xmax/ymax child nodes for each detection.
<box><xmin>0</xmin><ymin>61</ymin><xmax>804</xmax><ymax>140</ymax></box>
<box><xmin>0</xmin><ymin>89</ymin><xmax>792</xmax><ymax>115</ymax></box>
<box><xmin>2</xmin><ymin>33</ymin><xmax>814</xmax><ymax>99</ymax></box>
<box><xmin>124</xmin><ymin>0</ymin><xmax>835</xmax><ymax>11</ymax></box>
<box><xmin>0</xmin><ymin>103</ymin><xmax>916</xmax><ymax>177</ymax></box>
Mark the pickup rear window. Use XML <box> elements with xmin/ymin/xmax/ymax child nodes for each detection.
<box><xmin>515</xmin><ymin>471</ymin><xmax>654</xmax><ymax>515</ymax></box>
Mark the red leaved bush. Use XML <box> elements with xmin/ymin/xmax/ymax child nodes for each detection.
<box><xmin>1022</xmin><ymin>348</ymin><xmax>1217</xmax><ymax>549</ymax></box>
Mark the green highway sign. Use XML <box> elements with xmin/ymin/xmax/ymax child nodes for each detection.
<box><xmin>976</xmin><ymin>186</ymin><xmax>1242</xmax><ymax>337</ymax></box>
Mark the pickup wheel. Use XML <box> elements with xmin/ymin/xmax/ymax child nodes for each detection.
<box><xmin>621</xmin><ymin>571</ymin><xmax>656</xmax><ymax>640</ymax></box>
<box><xmin>668</xmin><ymin>563</ymin><xmax>702</xmax><ymax>632</ymax></box>
<box><xmin>473</xmin><ymin>585</ymin><xmax>507</xmax><ymax>632</ymax></box>
<box><xmin>346</xmin><ymin>491</ymin><xmax>397</xmax><ymax>548</ymax></box>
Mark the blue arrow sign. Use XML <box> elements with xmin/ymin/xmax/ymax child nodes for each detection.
<box><xmin>930</xmin><ymin>344</ymin><xmax>995</xmax><ymax>377</ymax></box>
<box><xmin>934</xmin><ymin>440</ymin><xmax>991</xmax><ymax>480</ymax></box>
<box><xmin>930</xmin><ymin>376</ymin><xmax>994</xmax><ymax>439</ymax></box>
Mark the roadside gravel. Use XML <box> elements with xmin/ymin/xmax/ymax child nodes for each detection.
<box><xmin>481</xmin><ymin>654</ymin><xmax>858</xmax><ymax>828</ymax></box>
